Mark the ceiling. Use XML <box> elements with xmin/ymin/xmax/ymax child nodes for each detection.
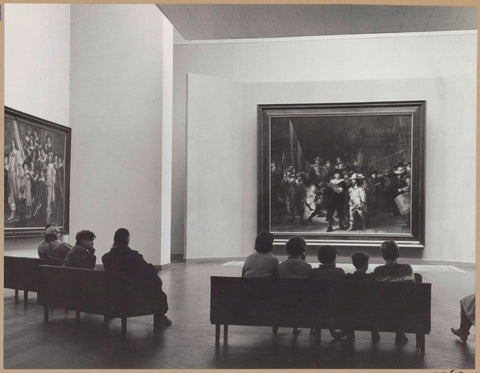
<box><xmin>157</xmin><ymin>4</ymin><xmax>477</xmax><ymax>41</ymax></box>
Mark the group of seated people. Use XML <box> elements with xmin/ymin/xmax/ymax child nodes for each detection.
<box><xmin>242</xmin><ymin>232</ymin><xmax>416</xmax><ymax>345</ymax></box>
<box><xmin>37</xmin><ymin>224</ymin><xmax>171</xmax><ymax>328</ymax></box>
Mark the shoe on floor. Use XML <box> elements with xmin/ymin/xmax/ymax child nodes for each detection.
<box><xmin>156</xmin><ymin>315</ymin><xmax>172</xmax><ymax>329</ymax></box>
<box><xmin>451</xmin><ymin>327</ymin><xmax>469</xmax><ymax>342</ymax></box>
<box><xmin>395</xmin><ymin>333</ymin><xmax>408</xmax><ymax>346</ymax></box>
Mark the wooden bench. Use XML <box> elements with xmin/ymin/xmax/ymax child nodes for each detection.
<box><xmin>210</xmin><ymin>276</ymin><xmax>431</xmax><ymax>354</ymax></box>
<box><xmin>4</xmin><ymin>256</ymin><xmax>53</xmax><ymax>306</ymax></box>
<box><xmin>38</xmin><ymin>265</ymin><xmax>165</xmax><ymax>335</ymax></box>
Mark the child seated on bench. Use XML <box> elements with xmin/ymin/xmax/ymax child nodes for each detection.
<box><xmin>279</xmin><ymin>236</ymin><xmax>312</xmax><ymax>334</ymax></box>
<box><xmin>242</xmin><ymin>232</ymin><xmax>279</xmax><ymax>278</ymax></box>
<box><xmin>340</xmin><ymin>251</ymin><xmax>380</xmax><ymax>342</ymax></box>
<box><xmin>278</xmin><ymin>236</ymin><xmax>312</xmax><ymax>279</ymax></box>
<box><xmin>311</xmin><ymin>245</ymin><xmax>345</xmax><ymax>339</ymax></box>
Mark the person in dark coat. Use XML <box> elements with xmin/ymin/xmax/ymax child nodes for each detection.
<box><xmin>64</xmin><ymin>230</ymin><xmax>96</xmax><ymax>269</ymax></box>
<box><xmin>102</xmin><ymin>228</ymin><xmax>171</xmax><ymax>328</ymax></box>
<box><xmin>373</xmin><ymin>240</ymin><xmax>414</xmax><ymax>346</ymax></box>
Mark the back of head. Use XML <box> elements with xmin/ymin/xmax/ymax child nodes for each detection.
<box><xmin>254</xmin><ymin>231</ymin><xmax>274</xmax><ymax>253</ymax></box>
<box><xmin>114</xmin><ymin>228</ymin><xmax>130</xmax><ymax>245</ymax></box>
<box><xmin>318</xmin><ymin>245</ymin><xmax>337</xmax><ymax>264</ymax></box>
<box><xmin>44</xmin><ymin>225</ymin><xmax>60</xmax><ymax>243</ymax></box>
<box><xmin>75</xmin><ymin>230</ymin><xmax>96</xmax><ymax>244</ymax></box>
<box><xmin>351</xmin><ymin>251</ymin><xmax>369</xmax><ymax>270</ymax></box>
<box><xmin>380</xmin><ymin>240</ymin><xmax>399</xmax><ymax>261</ymax></box>
<box><xmin>286</xmin><ymin>236</ymin><xmax>306</xmax><ymax>256</ymax></box>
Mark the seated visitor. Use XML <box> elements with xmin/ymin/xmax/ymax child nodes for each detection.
<box><xmin>63</xmin><ymin>230</ymin><xmax>97</xmax><ymax>269</ymax></box>
<box><xmin>451</xmin><ymin>294</ymin><xmax>475</xmax><ymax>342</ymax></box>
<box><xmin>311</xmin><ymin>245</ymin><xmax>345</xmax><ymax>339</ymax></box>
<box><xmin>38</xmin><ymin>225</ymin><xmax>72</xmax><ymax>265</ymax></box>
<box><xmin>278</xmin><ymin>236</ymin><xmax>312</xmax><ymax>279</ymax></box>
<box><xmin>242</xmin><ymin>231</ymin><xmax>279</xmax><ymax>278</ymax></box>
<box><xmin>278</xmin><ymin>235</ymin><xmax>312</xmax><ymax>335</ymax></box>
<box><xmin>311</xmin><ymin>245</ymin><xmax>345</xmax><ymax>281</ymax></box>
<box><xmin>37</xmin><ymin>224</ymin><xmax>57</xmax><ymax>258</ymax></box>
<box><xmin>373</xmin><ymin>240</ymin><xmax>413</xmax><ymax>346</ymax></box>
<box><xmin>373</xmin><ymin>240</ymin><xmax>414</xmax><ymax>282</ymax></box>
<box><xmin>102</xmin><ymin>228</ymin><xmax>171</xmax><ymax>328</ymax></box>
<box><xmin>341</xmin><ymin>251</ymin><xmax>380</xmax><ymax>342</ymax></box>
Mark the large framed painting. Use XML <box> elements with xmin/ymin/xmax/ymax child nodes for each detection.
<box><xmin>4</xmin><ymin>107</ymin><xmax>71</xmax><ymax>237</ymax></box>
<box><xmin>258</xmin><ymin>101</ymin><xmax>425</xmax><ymax>248</ymax></box>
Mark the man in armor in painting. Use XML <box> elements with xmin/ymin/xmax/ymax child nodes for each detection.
<box><xmin>325</xmin><ymin>171</ymin><xmax>348</xmax><ymax>232</ymax></box>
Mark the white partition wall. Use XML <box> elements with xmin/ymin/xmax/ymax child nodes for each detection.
<box><xmin>186</xmin><ymin>73</ymin><xmax>243</xmax><ymax>259</ymax></box>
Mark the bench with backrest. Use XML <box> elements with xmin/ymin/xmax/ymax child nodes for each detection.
<box><xmin>4</xmin><ymin>256</ymin><xmax>58</xmax><ymax>305</ymax></box>
<box><xmin>38</xmin><ymin>265</ymin><xmax>164</xmax><ymax>335</ymax></box>
<box><xmin>210</xmin><ymin>276</ymin><xmax>431</xmax><ymax>354</ymax></box>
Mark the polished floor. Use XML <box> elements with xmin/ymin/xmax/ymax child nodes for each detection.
<box><xmin>4</xmin><ymin>260</ymin><xmax>476</xmax><ymax>369</ymax></box>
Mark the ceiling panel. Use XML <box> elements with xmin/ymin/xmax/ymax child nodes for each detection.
<box><xmin>350</xmin><ymin>5</ymin><xmax>379</xmax><ymax>34</ymax></box>
<box><xmin>157</xmin><ymin>4</ymin><xmax>477</xmax><ymax>41</ymax></box>
<box><xmin>295</xmin><ymin>5</ymin><xmax>326</xmax><ymax>36</ymax></box>
<box><xmin>426</xmin><ymin>6</ymin><xmax>462</xmax><ymax>31</ymax></box>
<box><xmin>400</xmin><ymin>6</ymin><xmax>435</xmax><ymax>32</ymax></box>
<box><xmin>375</xmin><ymin>6</ymin><xmax>406</xmax><ymax>33</ymax></box>
<box><xmin>324</xmin><ymin>5</ymin><xmax>351</xmax><ymax>35</ymax></box>
<box><xmin>452</xmin><ymin>7</ymin><xmax>478</xmax><ymax>30</ymax></box>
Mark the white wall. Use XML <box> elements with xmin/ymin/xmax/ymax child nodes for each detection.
<box><xmin>186</xmin><ymin>73</ymin><xmax>243</xmax><ymax>259</ymax></box>
<box><xmin>70</xmin><ymin>4</ymin><xmax>172</xmax><ymax>265</ymax></box>
<box><xmin>174</xmin><ymin>31</ymin><xmax>477</xmax><ymax>263</ymax></box>
<box><xmin>4</xmin><ymin>4</ymin><xmax>71</xmax><ymax>252</ymax></box>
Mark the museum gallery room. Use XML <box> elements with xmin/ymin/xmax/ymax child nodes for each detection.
<box><xmin>3</xmin><ymin>3</ymin><xmax>477</xmax><ymax>370</ymax></box>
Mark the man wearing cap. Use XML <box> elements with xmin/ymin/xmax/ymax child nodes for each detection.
<box><xmin>325</xmin><ymin>171</ymin><xmax>348</xmax><ymax>232</ymax></box>
<box><xmin>347</xmin><ymin>173</ymin><xmax>367</xmax><ymax>231</ymax></box>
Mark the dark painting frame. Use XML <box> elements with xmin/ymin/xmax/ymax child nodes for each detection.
<box><xmin>4</xmin><ymin>107</ymin><xmax>71</xmax><ymax>238</ymax></box>
<box><xmin>258</xmin><ymin>101</ymin><xmax>425</xmax><ymax>248</ymax></box>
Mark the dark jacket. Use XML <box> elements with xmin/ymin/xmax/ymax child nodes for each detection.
<box><xmin>311</xmin><ymin>264</ymin><xmax>345</xmax><ymax>281</ymax></box>
<box><xmin>345</xmin><ymin>271</ymin><xmax>375</xmax><ymax>281</ymax></box>
<box><xmin>102</xmin><ymin>244</ymin><xmax>168</xmax><ymax>314</ymax></box>
<box><xmin>373</xmin><ymin>263</ymin><xmax>414</xmax><ymax>282</ymax></box>
<box><xmin>64</xmin><ymin>244</ymin><xmax>96</xmax><ymax>269</ymax></box>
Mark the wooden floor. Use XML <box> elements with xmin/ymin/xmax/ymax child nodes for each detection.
<box><xmin>4</xmin><ymin>261</ymin><xmax>476</xmax><ymax>369</ymax></box>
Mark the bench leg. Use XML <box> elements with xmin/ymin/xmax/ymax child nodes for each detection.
<box><xmin>44</xmin><ymin>305</ymin><xmax>49</xmax><ymax>323</ymax></box>
<box><xmin>224</xmin><ymin>324</ymin><xmax>228</xmax><ymax>344</ymax></box>
<box><xmin>14</xmin><ymin>289</ymin><xmax>19</xmax><ymax>304</ymax></box>
<box><xmin>104</xmin><ymin>316</ymin><xmax>110</xmax><ymax>329</ymax></box>
<box><xmin>272</xmin><ymin>326</ymin><xmax>278</xmax><ymax>334</ymax></box>
<box><xmin>416</xmin><ymin>333</ymin><xmax>425</xmax><ymax>355</ymax></box>
<box><xmin>215</xmin><ymin>324</ymin><xmax>220</xmax><ymax>345</ymax></box>
<box><xmin>121</xmin><ymin>317</ymin><xmax>127</xmax><ymax>336</ymax></box>
<box><xmin>23</xmin><ymin>291</ymin><xmax>28</xmax><ymax>307</ymax></box>
<box><xmin>76</xmin><ymin>311</ymin><xmax>81</xmax><ymax>323</ymax></box>
<box><xmin>315</xmin><ymin>329</ymin><xmax>321</xmax><ymax>346</ymax></box>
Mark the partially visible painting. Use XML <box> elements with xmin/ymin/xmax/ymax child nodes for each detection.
<box><xmin>4</xmin><ymin>107</ymin><xmax>71</xmax><ymax>237</ymax></box>
<box><xmin>258</xmin><ymin>102</ymin><xmax>425</xmax><ymax>247</ymax></box>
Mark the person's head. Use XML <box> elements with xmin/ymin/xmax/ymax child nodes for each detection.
<box><xmin>318</xmin><ymin>245</ymin><xmax>337</xmax><ymax>265</ymax></box>
<box><xmin>381</xmin><ymin>240</ymin><xmax>400</xmax><ymax>262</ymax></box>
<box><xmin>405</xmin><ymin>176</ymin><xmax>411</xmax><ymax>186</ymax></box>
<box><xmin>370</xmin><ymin>171</ymin><xmax>377</xmax><ymax>179</ymax></box>
<box><xmin>286</xmin><ymin>236</ymin><xmax>306</xmax><ymax>257</ymax></box>
<box><xmin>254</xmin><ymin>231</ymin><xmax>274</xmax><ymax>253</ymax></box>
<box><xmin>334</xmin><ymin>171</ymin><xmax>341</xmax><ymax>180</ymax></box>
<box><xmin>351</xmin><ymin>251</ymin><xmax>369</xmax><ymax>271</ymax></box>
<box><xmin>76</xmin><ymin>230</ymin><xmax>96</xmax><ymax>249</ymax></box>
<box><xmin>44</xmin><ymin>225</ymin><xmax>60</xmax><ymax>243</ymax></box>
<box><xmin>315</xmin><ymin>157</ymin><xmax>321</xmax><ymax>165</ymax></box>
<box><xmin>22</xmin><ymin>163</ymin><xmax>29</xmax><ymax>171</ymax></box>
<box><xmin>325</xmin><ymin>160</ymin><xmax>332</xmax><ymax>168</ymax></box>
<box><xmin>114</xmin><ymin>228</ymin><xmax>130</xmax><ymax>245</ymax></box>
<box><xmin>336</xmin><ymin>156</ymin><xmax>342</xmax><ymax>164</ymax></box>
<box><xmin>46</xmin><ymin>135</ymin><xmax>52</xmax><ymax>144</ymax></box>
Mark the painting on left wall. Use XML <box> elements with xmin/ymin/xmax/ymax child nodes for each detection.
<box><xmin>4</xmin><ymin>107</ymin><xmax>71</xmax><ymax>237</ymax></box>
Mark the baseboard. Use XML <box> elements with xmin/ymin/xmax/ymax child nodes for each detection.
<box><xmin>185</xmin><ymin>257</ymin><xmax>246</xmax><ymax>263</ymax></box>
<box><xmin>171</xmin><ymin>253</ymin><xmax>185</xmax><ymax>263</ymax></box>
